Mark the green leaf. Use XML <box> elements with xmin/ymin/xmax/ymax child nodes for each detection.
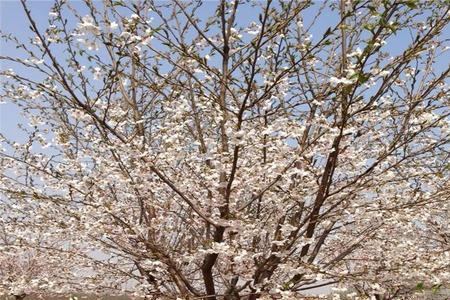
<box><xmin>368</xmin><ymin>5</ymin><xmax>376</xmax><ymax>14</ymax></box>
<box><xmin>431</xmin><ymin>284</ymin><xmax>442</xmax><ymax>294</ymax></box>
<box><xmin>405</xmin><ymin>0</ymin><xmax>418</xmax><ymax>9</ymax></box>
<box><xmin>388</xmin><ymin>23</ymin><xmax>399</xmax><ymax>34</ymax></box>
<box><xmin>358</xmin><ymin>73</ymin><xmax>370</xmax><ymax>84</ymax></box>
<box><xmin>362</xmin><ymin>23</ymin><xmax>374</xmax><ymax>31</ymax></box>
<box><xmin>416</xmin><ymin>282</ymin><xmax>425</xmax><ymax>291</ymax></box>
<box><xmin>281</xmin><ymin>282</ymin><xmax>291</xmax><ymax>290</ymax></box>
<box><xmin>112</xmin><ymin>0</ymin><xmax>125</xmax><ymax>6</ymax></box>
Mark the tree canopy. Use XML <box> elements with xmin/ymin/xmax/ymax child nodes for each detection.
<box><xmin>1</xmin><ymin>0</ymin><xmax>450</xmax><ymax>299</ymax></box>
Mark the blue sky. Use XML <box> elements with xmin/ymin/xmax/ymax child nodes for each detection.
<box><xmin>2</xmin><ymin>1</ymin><xmax>450</xmax><ymax>296</ymax></box>
<box><xmin>1</xmin><ymin>1</ymin><xmax>57</xmax><ymax>142</ymax></box>
<box><xmin>0</xmin><ymin>0</ymin><xmax>335</xmax><ymax>143</ymax></box>
<box><xmin>2</xmin><ymin>1</ymin><xmax>449</xmax><ymax>144</ymax></box>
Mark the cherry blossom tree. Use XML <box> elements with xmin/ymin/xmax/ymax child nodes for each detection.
<box><xmin>0</xmin><ymin>225</ymin><xmax>70</xmax><ymax>300</ymax></box>
<box><xmin>1</xmin><ymin>0</ymin><xmax>450</xmax><ymax>299</ymax></box>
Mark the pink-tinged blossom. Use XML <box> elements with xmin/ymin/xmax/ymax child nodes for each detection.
<box><xmin>77</xmin><ymin>15</ymin><xmax>100</xmax><ymax>36</ymax></box>
<box><xmin>1</xmin><ymin>1</ymin><xmax>450</xmax><ymax>300</ymax></box>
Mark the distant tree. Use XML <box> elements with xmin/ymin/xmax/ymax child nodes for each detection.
<box><xmin>1</xmin><ymin>0</ymin><xmax>450</xmax><ymax>299</ymax></box>
<box><xmin>0</xmin><ymin>228</ymin><xmax>60</xmax><ymax>300</ymax></box>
